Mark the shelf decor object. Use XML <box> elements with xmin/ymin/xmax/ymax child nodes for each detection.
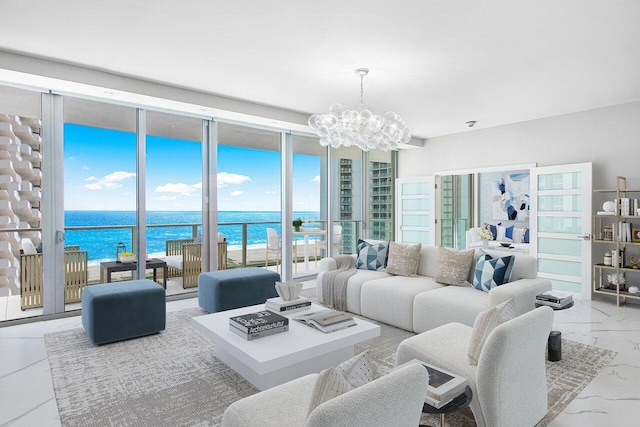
<box><xmin>593</xmin><ymin>176</ymin><xmax>640</xmax><ymax>306</ymax></box>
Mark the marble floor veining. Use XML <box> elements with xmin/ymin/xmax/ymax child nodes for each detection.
<box><xmin>0</xmin><ymin>293</ymin><xmax>639</xmax><ymax>426</ymax></box>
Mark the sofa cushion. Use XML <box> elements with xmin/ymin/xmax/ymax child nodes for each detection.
<box><xmin>385</xmin><ymin>242</ymin><xmax>421</xmax><ymax>276</ymax></box>
<box><xmin>434</xmin><ymin>247</ymin><xmax>475</xmax><ymax>286</ymax></box>
<box><xmin>468</xmin><ymin>299</ymin><xmax>515</xmax><ymax>365</ymax></box>
<box><xmin>361</xmin><ymin>276</ymin><xmax>443</xmax><ymax>331</ymax></box>
<box><xmin>412</xmin><ymin>286</ymin><xmax>490</xmax><ymax>333</ymax></box>
<box><xmin>355</xmin><ymin>239</ymin><xmax>389</xmax><ymax>271</ymax></box>
<box><xmin>416</xmin><ymin>245</ymin><xmax>441</xmax><ymax>277</ymax></box>
<box><xmin>472</xmin><ymin>252</ymin><xmax>515</xmax><ymax>292</ymax></box>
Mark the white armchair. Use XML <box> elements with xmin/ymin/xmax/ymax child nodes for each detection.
<box><xmin>396</xmin><ymin>306</ymin><xmax>553</xmax><ymax>427</ymax></box>
<box><xmin>222</xmin><ymin>363</ymin><xmax>429</xmax><ymax>427</ymax></box>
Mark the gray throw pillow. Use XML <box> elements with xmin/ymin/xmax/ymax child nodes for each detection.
<box><xmin>434</xmin><ymin>247</ymin><xmax>475</xmax><ymax>286</ymax></box>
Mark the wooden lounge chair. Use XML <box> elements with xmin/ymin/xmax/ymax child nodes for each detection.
<box><xmin>163</xmin><ymin>236</ymin><xmax>227</xmax><ymax>289</ymax></box>
<box><xmin>20</xmin><ymin>239</ymin><xmax>88</xmax><ymax>310</ymax></box>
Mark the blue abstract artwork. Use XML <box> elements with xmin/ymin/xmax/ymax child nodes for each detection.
<box><xmin>492</xmin><ymin>172</ymin><xmax>530</xmax><ymax>221</ymax></box>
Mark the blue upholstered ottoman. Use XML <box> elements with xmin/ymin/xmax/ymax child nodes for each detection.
<box><xmin>82</xmin><ymin>279</ymin><xmax>166</xmax><ymax>345</ymax></box>
<box><xmin>198</xmin><ymin>267</ymin><xmax>280</xmax><ymax>313</ymax></box>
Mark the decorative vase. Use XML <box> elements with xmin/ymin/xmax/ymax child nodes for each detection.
<box><xmin>602</xmin><ymin>201</ymin><xmax>616</xmax><ymax>213</ymax></box>
<box><xmin>294</xmin><ymin>225</ymin><xmax>301</xmax><ymax>232</ymax></box>
<box><xmin>275</xmin><ymin>281</ymin><xmax>303</xmax><ymax>301</ymax></box>
<box><xmin>482</xmin><ymin>240</ymin><xmax>489</xmax><ymax>249</ymax></box>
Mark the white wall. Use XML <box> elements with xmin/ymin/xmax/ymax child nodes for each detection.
<box><xmin>399</xmin><ymin>101</ymin><xmax>640</xmax><ymax>192</ymax></box>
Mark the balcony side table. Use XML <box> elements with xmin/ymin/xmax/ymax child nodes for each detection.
<box><xmin>100</xmin><ymin>258</ymin><xmax>168</xmax><ymax>289</ymax></box>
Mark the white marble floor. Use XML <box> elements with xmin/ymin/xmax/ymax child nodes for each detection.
<box><xmin>0</xmin><ymin>294</ymin><xmax>638</xmax><ymax>426</ymax></box>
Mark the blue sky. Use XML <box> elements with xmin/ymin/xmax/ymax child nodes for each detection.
<box><xmin>64</xmin><ymin>124</ymin><xmax>321</xmax><ymax>211</ymax></box>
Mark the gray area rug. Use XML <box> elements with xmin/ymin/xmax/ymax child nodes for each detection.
<box><xmin>45</xmin><ymin>306</ymin><xmax>616</xmax><ymax>427</ymax></box>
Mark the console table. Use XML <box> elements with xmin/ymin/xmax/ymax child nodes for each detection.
<box><xmin>99</xmin><ymin>258</ymin><xmax>168</xmax><ymax>288</ymax></box>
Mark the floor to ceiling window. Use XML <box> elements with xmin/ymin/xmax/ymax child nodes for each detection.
<box><xmin>63</xmin><ymin>97</ymin><xmax>137</xmax><ymax>311</ymax></box>
<box><xmin>293</xmin><ymin>135</ymin><xmax>324</xmax><ymax>276</ymax></box>
<box><xmin>368</xmin><ymin>150</ymin><xmax>394</xmax><ymax>241</ymax></box>
<box><xmin>146</xmin><ymin>110</ymin><xmax>203</xmax><ymax>293</ymax></box>
<box><xmin>216</xmin><ymin>123</ymin><xmax>282</xmax><ymax>271</ymax></box>
<box><xmin>330</xmin><ymin>146</ymin><xmax>363</xmax><ymax>254</ymax></box>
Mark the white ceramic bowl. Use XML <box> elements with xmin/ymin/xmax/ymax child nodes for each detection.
<box><xmin>119</xmin><ymin>255</ymin><xmax>135</xmax><ymax>264</ymax></box>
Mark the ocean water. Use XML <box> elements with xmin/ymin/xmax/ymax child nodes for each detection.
<box><xmin>64</xmin><ymin>210</ymin><xmax>320</xmax><ymax>263</ymax></box>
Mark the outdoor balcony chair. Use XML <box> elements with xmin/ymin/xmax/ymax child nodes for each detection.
<box><xmin>20</xmin><ymin>238</ymin><xmax>88</xmax><ymax>310</ymax></box>
<box><xmin>265</xmin><ymin>228</ymin><xmax>297</xmax><ymax>274</ymax></box>
<box><xmin>314</xmin><ymin>224</ymin><xmax>343</xmax><ymax>266</ymax></box>
<box><xmin>163</xmin><ymin>233</ymin><xmax>227</xmax><ymax>289</ymax></box>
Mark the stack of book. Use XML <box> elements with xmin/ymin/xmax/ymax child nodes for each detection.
<box><xmin>394</xmin><ymin>359</ymin><xmax>469</xmax><ymax>409</ymax></box>
<box><xmin>535</xmin><ymin>290</ymin><xmax>574</xmax><ymax>309</ymax></box>
<box><xmin>265</xmin><ymin>296</ymin><xmax>312</xmax><ymax>314</ymax></box>
<box><xmin>294</xmin><ymin>309</ymin><xmax>356</xmax><ymax>333</ymax></box>
<box><xmin>229</xmin><ymin>310</ymin><xmax>289</xmax><ymax>340</ymax></box>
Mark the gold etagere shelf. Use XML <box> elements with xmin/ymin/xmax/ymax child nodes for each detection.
<box><xmin>592</xmin><ymin>176</ymin><xmax>640</xmax><ymax>306</ymax></box>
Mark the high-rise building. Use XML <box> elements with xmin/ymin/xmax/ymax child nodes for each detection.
<box><xmin>369</xmin><ymin>161</ymin><xmax>393</xmax><ymax>241</ymax></box>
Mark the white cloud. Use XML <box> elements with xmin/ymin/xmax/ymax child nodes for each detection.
<box><xmin>154</xmin><ymin>195</ymin><xmax>177</xmax><ymax>201</ymax></box>
<box><xmin>312</xmin><ymin>175</ymin><xmax>320</xmax><ymax>183</ymax></box>
<box><xmin>82</xmin><ymin>166</ymin><xmax>91</xmax><ymax>170</ymax></box>
<box><xmin>218</xmin><ymin>172</ymin><xmax>251</xmax><ymax>188</ymax></box>
<box><xmin>84</xmin><ymin>171</ymin><xmax>135</xmax><ymax>190</ymax></box>
<box><xmin>230</xmin><ymin>190</ymin><xmax>243</xmax><ymax>197</ymax></box>
<box><xmin>192</xmin><ymin>182</ymin><xmax>202</xmax><ymax>190</ymax></box>
<box><xmin>155</xmin><ymin>182</ymin><xmax>199</xmax><ymax>196</ymax></box>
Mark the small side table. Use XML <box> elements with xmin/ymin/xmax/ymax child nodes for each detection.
<box><xmin>536</xmin><ymin>299</ymin><xmax>574</xmax><ymax>362</ymax></box>
<box><xmin>420</xmin><ymin>385</ymin><xmax>472</xmax><ymax>427</ymax></box>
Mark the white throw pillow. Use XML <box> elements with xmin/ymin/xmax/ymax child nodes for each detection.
<box><xmin>307</xmin><ymin>367</ymin><xmax>352</xmax><ymax>415</ymax></box>
<box><xmin>307</xmin><ymin>350</ymin><xmax>374</xmax><ymax>416</ymax></box>
<box><xmin>337</xmin><ymin>350</ymin><xmax>375</xmax><ymax>388</ymax></box>
<box><xmin>467</xmin><ymin>299</ymin><xmax>516</xmax><ymax>365</ymax></box>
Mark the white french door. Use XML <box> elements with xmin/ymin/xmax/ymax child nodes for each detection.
<box><xmin>395</xmin><ymin>176</ymin><xmax>435</xmax><ymax>245</ymax></box>
<box><xmin>530</xmin><ymin>163</ymin><xmax>592</xmax><ymax>299</ymax></box>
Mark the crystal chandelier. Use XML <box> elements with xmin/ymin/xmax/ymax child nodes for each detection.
<box><xmin>308</xmin><ymin>68</ymin><xmax>411</xmax><ymax>152</ymax></box>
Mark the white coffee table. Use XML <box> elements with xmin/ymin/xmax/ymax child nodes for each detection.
<box><xmin>191</xmin><ymin>303</ymin><xmax>380</xmax><ymax>390</ymax></box>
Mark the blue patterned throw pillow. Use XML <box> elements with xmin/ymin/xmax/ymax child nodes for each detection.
<box><xmin>472</xmin><ymin>252</ymin><xmax>515</xmax><ymax>292</ymax></box>
<box><xmin>355</xmin><ymin>239</ymin><xmax>390</xmax><ymax>271</ymax></box>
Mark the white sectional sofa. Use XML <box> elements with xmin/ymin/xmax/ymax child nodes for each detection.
<box><xmin>317</xmin><ymin>245</ymin><xmax>551</xmax><ymax>333</ymax></box>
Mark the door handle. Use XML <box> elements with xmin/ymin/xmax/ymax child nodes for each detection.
<box><xmin>577</xmin><ymin>234</ymin><xmax>591</xmax><ymax>240</ymax></box>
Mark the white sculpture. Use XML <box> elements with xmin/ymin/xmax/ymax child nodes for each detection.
<box><xmin>274</xmin><ymin>281</ymin><xmax>303</xmax><ymax>301</ymax></box>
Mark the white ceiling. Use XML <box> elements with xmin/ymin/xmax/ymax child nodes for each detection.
<box><xmin>1</xmin><ymin>0</ymin><xmax>639</xmax><ymax>139</ymax></box>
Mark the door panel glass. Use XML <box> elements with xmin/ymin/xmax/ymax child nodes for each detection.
<box><xmin>538</xmin><ymin>172</ymin><xmax>581</xmax><ymax>191</ymax></box>
<box><xmin>538</xmin><ymin>258</ymin><xmax>582</xmax><ymax>277</ymax></box>
<box><xmin>402</xmin><ymin>213</ymin><xmax>430</xmax><ymax>227</ymax></box>
<box><xmin>402</xmin><ymin>230</ymin><xmax>429</xmax><ymax>243</ymax></box>
<box><xmin>402</xmin><ymin>198</ymin><xmax>430</xmax><ymax>211</ymax></box>
<box><xmin>538</xmin><ymin>237</ymin><xmax>582</xmax><ymax>256</ymax></box>
<box><xmin>538</xmin><ymin>195</ymin><xmax>581</xmax><ymax>212</ymax></box>
<box><xmin>538</xmin><ymin>216</ymin><xmax>582</xmax><ymax>233</ymax></box>
<box><xmin>0</xmin><ymin>84</ymin><xmax>42</xmax><ymax>321</ymax></box>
